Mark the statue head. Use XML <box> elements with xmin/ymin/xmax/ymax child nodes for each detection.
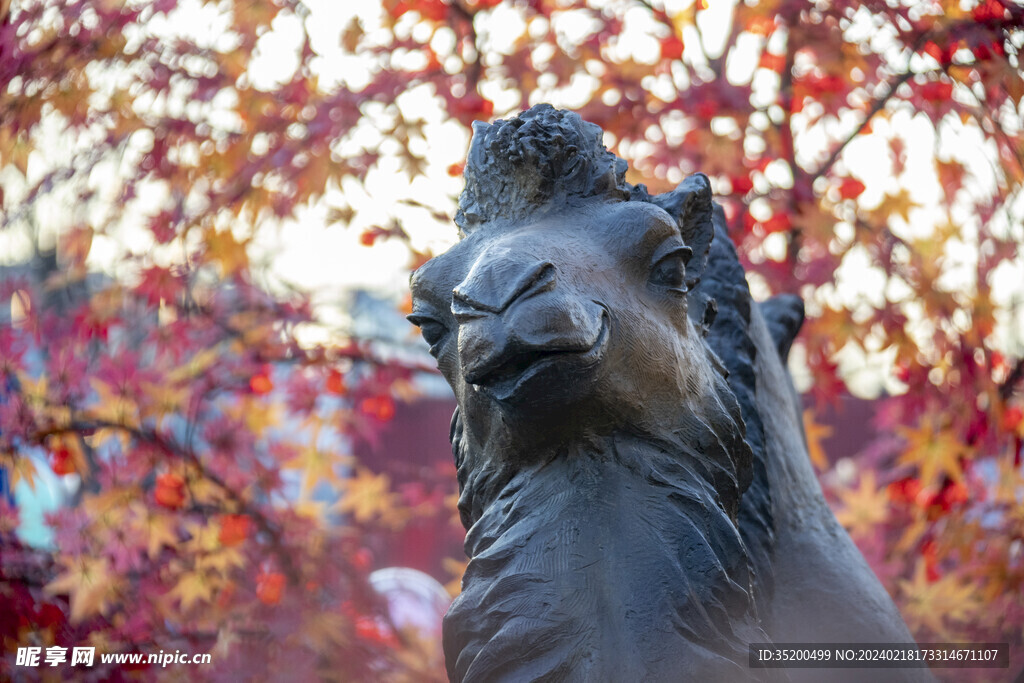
<box><xmin>409</xmin><ymin>105</ymin><xmax>763</xmax><ymax>680</ymax></box>
<box><xmin>410</xmin><ymin>105</ymin><xmax>750</xmax><ymax>521</ymax></box>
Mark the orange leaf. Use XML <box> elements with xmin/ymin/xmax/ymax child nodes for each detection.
<box><xmin>46</xmin><ymin>434</ymin><xmax>84</xmax><ymax>475</ymax></box>
<box><xmin>155</xmin><ymin>473</ymin><xmax>186</xmax><ymax>510</ymax></box>
<box><xmin>256</xmin><ymin>571</ymin><xmax>285</xmax><ymax>605</ymax></box>
<box><xmin>1002</xmin><ymin>405</ymin><xmax>1023</xmax><ymax>433</ymax></box>
<box><xmin>887</xmin><ymin>476</ymin><xmax>922</xmax><ymax>505</ymax></box>
<box><xmin>837</xmin><ymin>178</ymin><xmax>865</xmax><ymax>200</ymax></box>
<box><xmin>326</xmin><ymin>370</ymin><xmax>347</xmax><ymax>395</ymax></box>
<box><xmin>59</xmin><ymin>225</ymin><xmax>94</xmax><ymax>269</ymax></box>
<box><xmin>204</xmin><ymin>227</ymin><xmax>249</xmax><ymax>275</ymax></box>
<box><xmin>661</xmin><ymin>35</ymin><xmax>684</xmax><ymax>60</ymax></box>
<box><xmin>250</xmin><ymin>371</ymin><xmax>273</xmax><ymax>395</ymax></box>
<box><xmin>359</xmin><ymin>229</ymin><xmax>378</xmax><ymax>247</ymax></box>
<box><xmin>747</xmin><ymin>15</ymin><xmax>775</xmax><ymax>36</ymax></box>
<box><xmin>218</xmin><ymin>514</ymin><xmax>250</xmax><ymax>547</ymax></box>
<box><xmin>359</xmin><ymin>395</ymin><xmax>395</xmax><ymax>422</ymax></box>
<box><xmin>802</xmin><ymin>409</ymin><xmax>833</xmax><ymax>470</ymax></box>
<box><xmin>758</xmin><ymin>52</ymin><xmax>785</xmax><ymax>72</ymax></box>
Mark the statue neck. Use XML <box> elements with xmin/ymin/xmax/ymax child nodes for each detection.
<box><xmin>445</xmin><ymin>433</ymin><xmax>765</xmax><ymax>682</ymax></box>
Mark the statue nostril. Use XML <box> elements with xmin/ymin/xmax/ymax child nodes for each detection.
<box><xmin>526</xmin><ymin>262</ymin><xmax>556</xmax><ymax>298</ymax></box>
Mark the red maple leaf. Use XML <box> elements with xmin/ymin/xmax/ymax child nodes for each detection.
<box><xmin>661</xmin><ymin>35</ymin><xmax>684</xmax><ymax>60</ymax></box>
<box><xmin>135</xmin><ymin>265</ymin><xmax>182</xmax><ymax>306</ymax></box>
<box><xmin>256</xmin><ymin>571</ymin><xmax>285</xmax><ymax>605</ymax></box>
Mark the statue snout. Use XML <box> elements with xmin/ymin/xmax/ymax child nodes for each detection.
<box><xmin>453</xmin><ymin>255</ymin><xmax>556</xmax><ymax>387</ymax></box>
<box><xmin>451</xmin><ymin>252</ymin><xmax>608</xmax><ymax>400</ymax></box>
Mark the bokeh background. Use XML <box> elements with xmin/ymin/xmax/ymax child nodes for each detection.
<box><xmin>1</xmin><ymin>0</ymin><xmax>1023</xmax><ymax>680</ymax></box>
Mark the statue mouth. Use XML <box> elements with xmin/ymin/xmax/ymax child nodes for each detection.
<box><xmin>470</xmin><ymin>310</ymin><xmax>610</xmax><ymax>403</ymax></box>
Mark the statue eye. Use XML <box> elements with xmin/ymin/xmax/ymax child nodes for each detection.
<box><xmin>649</xmin><ymin>247</ymin><xmax>690</xmax><ymax>292</ymax></box>
<box><xmin>407</xmin><ymin>314</ymin><xmax>449</xmax><ymax>354</ymax></box>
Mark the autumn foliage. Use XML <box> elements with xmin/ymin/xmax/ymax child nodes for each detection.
<box><xmin>1</xmin><ymin>0</ymin><xmax>1023</xmax><ymax>680</ymax></box>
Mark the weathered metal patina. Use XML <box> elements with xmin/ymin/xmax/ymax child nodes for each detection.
<box><xmin>409</xmin><ymin>105</ymin><xmax>924</xmax><ymax>682</ymax></box>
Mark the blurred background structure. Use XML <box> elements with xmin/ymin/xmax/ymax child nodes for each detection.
<box><xmin>1</xmin><ymin>0</ymin><xmax>1023</xmax><ymax>680</ymax></box>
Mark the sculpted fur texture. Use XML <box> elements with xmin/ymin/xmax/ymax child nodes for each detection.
<box><xmin>410</xmin><ymin>105</ymin><xmax>926</xmax><ymax>682</ymax></box>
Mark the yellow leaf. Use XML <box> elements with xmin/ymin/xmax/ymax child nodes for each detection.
<box><xmin>204</xmin><ymin>227</ymin><xmax>249</xmax><ymax>276</ymax></box>
<box><xmin>41</xmin><ymin>404</ymin><xmax>72</xmax><ymax>430</ymax></box>
<box><xmin>911</xmin><ymin>217</ymin><xmax>957</xmax><ymax>264</ymax></box>
<box><xmin>84</xmin><ymin>630</ymin><xmax>115</xmax><ymax>653</ymax></box>
<box><xmin>130</xmin><ymin>504</ymin><xmax>179</xmax><ymax>559</ymax></box>
<box><xmin>197</xmin><ymin>548</ymin><xmax>245</xmax><ymax>576</ymax></box>
<box><xmin>872</xmin><ymin>188</ymin><xmax>918</xmax><ymax>225</ymax></box>
<box><xmin>939</xmin><ymin>0</ymin><xmax>967</xmax><ymax>19</ymax></box>
<box><xmin>282</xmin><ymin>422</ymin><xmax>351</xmax><ymax>494</ymax></box>
<box><xmin>225</xmin><ymin>396</ymin><xmax>283</xmax><ymax>434</ymax></box>
<box><xmin>390</xmin><ymin>378</ymin><xmax>421</xmax><ymax>403</ymax></box>
<box><xmin>17</xmin><ymin>372</ymin><xmax>48</xmax><ymax>403</ymax></box>
<box><xmin>835</xmin><ymin>471</ymin><xmax>888</xmax><ymax>537</ymax></box>
<box><xmin>188</xmin><ymin>475</ymin><xmax>226</xmax><ymax>506</ymax></box>
<box><xmin>802</xmin><ymin>409</ymin><xmax>833</xmax><ymax>470</ymax></box>
<box><xmin>896</xmin><ymin>416</ymin><xmax>963</xmax><ymax>489</ymax></box>
<box><xmin>293</xmin><ymin>499</ymin><xmax>330</xmax><ymax>523</ymax></box>
<box><xmin>81</xmin><ymin>488</ymin><xmax>135</xmax><ymax>530</ymax></box>
<box><xmin>670</xmin><ymin>10</ymin><xmax>693</xmax><ymax>33</ymax></box>
<box><xmin>1</xmin><ymin>451</ymin><xmax>38</xmax><ymax>490</ymax></box>
<box><xmin>87</xmin><ymin>379</ymin><xmax>139</xmax><ymax>430</ymax></box>
<box><xmin>45</xmin><ymin>557</ymin><xmax>118</xmax><ymax>623</ymax></box>
<box><xmin>169</xmin><ymin>570</ymin><xmax>215</xmax><ymax>611</ymax></box>
<box><xmin>182</xmin><ymin>521</ymin><xmax>221</xmax><ymax>554</ymax></box>
<box><xmin>139</xmin><ymin>381</ymin><xmax>188</xmax><ymax>423</ymax></box>
<box><xmin>85</xmin><ymin>427</ymin><xmax>131</xmax><ymax>452</ymax></box>
<box><xmin>899</xmin><ymin>561</ymin><xmax>980</xmax><ymax>638</ymax></box>
<box><xmin>894</xmin><ymin>515</ymin><xmax>929</xmax><ymax>553</ymax></box>
<box><xmin>335</xmin><ymin>468</ymin><xmax>406</xmax><ymax>528</ymax></box>
<box><xmin>287</xmin><ymin>445</ymin><xmax>350</xmax><ymax>492</ymax></box>
<box><xmin>167</xmin><ymin>346</ymin><xmax>220</xmax><ymax>382</ymax></box>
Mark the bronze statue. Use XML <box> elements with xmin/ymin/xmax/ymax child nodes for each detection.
<box><xmin>409</xmin><ymin>105</ymin><xmax>925</xmax><ymax>682</ymax></box>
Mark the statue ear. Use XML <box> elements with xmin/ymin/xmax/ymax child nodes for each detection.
<box><xmin>648</xmin><ymin>173</ymin><xmax>714</xmax><ymax>289</ymax></box>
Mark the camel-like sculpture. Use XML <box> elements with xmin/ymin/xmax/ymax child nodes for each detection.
<box><xmin>409</xmin><ymin>104</ymin><xmax>926</xmax><ymax>682</ymax></box>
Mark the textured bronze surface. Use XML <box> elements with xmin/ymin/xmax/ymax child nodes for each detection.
<box><xmin>410</xmin><ymin>105</ymin><xmax>925</xmax><ymax>682</ymax></box>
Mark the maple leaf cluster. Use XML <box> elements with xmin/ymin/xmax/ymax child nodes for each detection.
<box><xmin>1</xmin><ymin>0</ymin><xmax>1023</xmax><ymax>680</ymax></box>
<box><xmin>0</xmin><ymin>0</ymin><xmax>459</xmax><ymax>679</ymax></box>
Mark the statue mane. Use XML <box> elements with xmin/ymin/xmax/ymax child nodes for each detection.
<box><xmin>446</xmin><ymin>412</ymin><xmax>770</xmax><ymax>682</ymax></box>
<box><xmin>455</xmin><ymin>104</ymin><xmax>630</xmax><ymax>235</ymax></box>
